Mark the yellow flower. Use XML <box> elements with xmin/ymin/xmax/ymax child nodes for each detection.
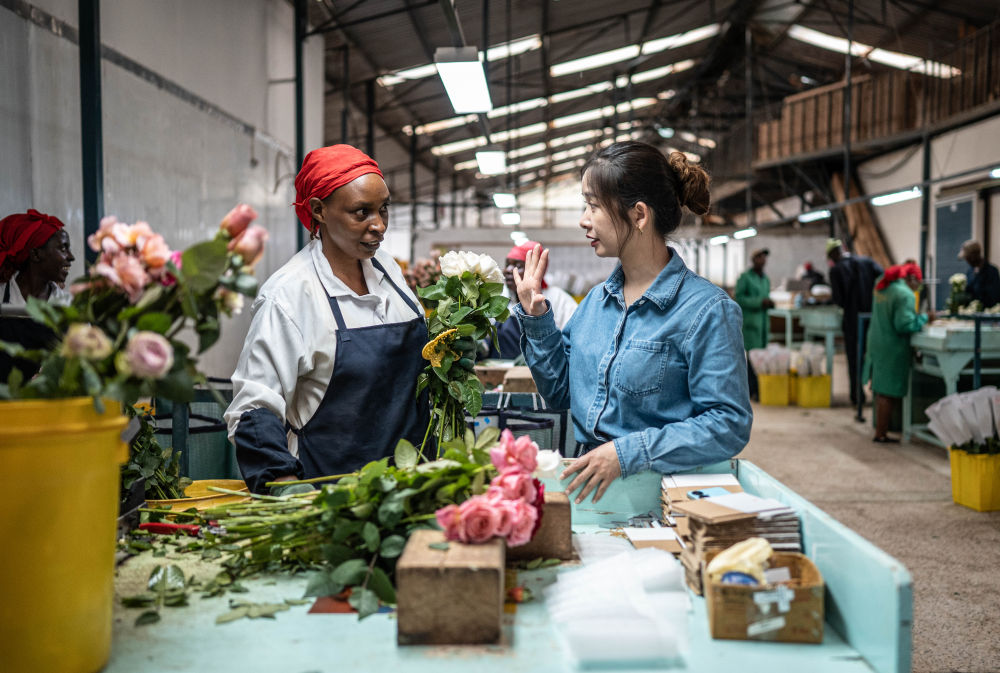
<box><xmin>421</xmin><ymin>328</ymin><xmax>459</xmax><ymax>367</ymax></box>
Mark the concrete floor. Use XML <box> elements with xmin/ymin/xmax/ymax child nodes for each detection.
<box><xmin>737</xmin><ymin>354</ymin><xmax>1000</xmax><ymax>673</ymax></box>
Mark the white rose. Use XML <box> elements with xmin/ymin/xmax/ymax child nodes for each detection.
<box><xmin>949</xmin><ymin>273</ymin><xmax>967</xmax><ymax>286</ymax></box>
<box><xmin>458</xmin><ymin>251</ymin><xmax>480</xmax><ymax>274</ymax></box>
<box><xmin>532</xmin><ymin>450</ymin><xmax>562</xmax><ymax>479</ymax></box>
<box><xmin>439</xmin><ymin>250</ymin><xmax>465</xmax><ymax>277</ymax></box>
<box><xmin>476</xmin><ymin>254</ymin><xmax>504</xmax><ymax>284</ymax></box>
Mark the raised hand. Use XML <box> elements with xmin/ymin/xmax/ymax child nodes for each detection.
<box><xmin>512</xmin><ymin>244</ymin><xmax>549</xmax><ymax>316</ymax></box>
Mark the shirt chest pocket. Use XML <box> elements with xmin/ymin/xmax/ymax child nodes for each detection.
<box><xmin>613</xmin><ymin>339</ymin><xmax>671</xmax><ymax>396</ymax></box>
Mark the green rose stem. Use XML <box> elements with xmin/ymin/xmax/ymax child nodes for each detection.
<box><xmin>261</xmin><ymin>473</ymin><xmax>353</xmax><ymax>489</ymax></box>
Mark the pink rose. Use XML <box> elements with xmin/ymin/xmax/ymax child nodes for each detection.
<box><xmin>228</xmin><ymin>224</ymin><xmax>268</xmax><ymax>267</ymax></box>
<box><xmin>123</xmin><ymin>331</ymin><xmax>174</xmax><ymax>379</ymax></box>
<box><xmin>161</xmin><ymin>250</ymin><xmax>183</xmax><ymax>287</ymax></box>
<box><xmin>491</xmin><ymin>498</ymin><xmax>520</xmax><ymax>538</ymax></box>
<box><xmin>435</xmin><ymin>504</ymin><xmax>465</xmax><ymax>543</ymax></box>
<box><xmin>87</xmin><ymin>215</ymin><xmax>119</xmax><ymax>252</ymax></box>
<box><xmin>140</xmin><ymin>234</ymin><xmax>172</xmax><ymax>271</ymax></box>
<box><xmin>95</xmin><ymin>252</ymin><xmax>149</xmax><ymax>303</ymax></box>
<box><xmin>492</xmin><ymin>466</ymin><xmax>538</xmax><ymax>503</ymax></box>
<box><xmin>129</xmin><ymin>221</ymin><xmax>155</xmax><ymax>247</ymax></box>
<box><xmin>220</xmin><ymin>204</ymin><xmax>258</xmax><ymax>238</ymax></box>
<box><xmin>490</xmin><ymin>429</ymin><xmax>538</xmax><ymax>474</ymax></box>
<box><xmin>458</xmin><ymin>496</ymin><xmax>501</xmax><ymax>543</ymax></box>
<box><xmin>506</xmin><ymin>500</ymin><xmax>539</xmax><ymax>547</ymax></box>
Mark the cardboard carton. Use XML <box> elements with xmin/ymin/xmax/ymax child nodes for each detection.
<box><xmin>507</xmin><ymin>491</ymin><xmax>574</xmax><ymax>560</ymax></box>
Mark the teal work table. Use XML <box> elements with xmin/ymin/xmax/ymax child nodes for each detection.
<box><xmin>107</xmin><ymin>461</ymin><xmax>910</xmax><ymax>673</ymax></box>
<box><xmin>903</xmin><ymin>325</ymin><xmax>1000</xmax><ymax>445</ymax></box>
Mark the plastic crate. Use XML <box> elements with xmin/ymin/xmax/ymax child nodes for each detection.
<box><xmin>758</xmin><ymin>374</ymin><xmax>790</xmax><ymax>406</ymax></box>
<box><xmin>950</xmin><ymin>449</ymin><xmax>1000</xmax><ymax>512</ymax></box>
<box><xmin>796</xmin><ymin>375</ymin><xmax>831</xmax><ymax>408</ymax></box>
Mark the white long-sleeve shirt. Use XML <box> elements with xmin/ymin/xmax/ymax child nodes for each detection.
<box><xmin>224</xmin><ymin>240</ymin><xmax>422</xmax><ymax>457</ymax></box>
<box><xmin>0</xmin><ymin>272</ymin><xmax>72</xmax><ymax>314</ymax></box>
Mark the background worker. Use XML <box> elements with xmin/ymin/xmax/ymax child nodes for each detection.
<box><xmin>827</xmin><ymin>238</ymin><xmax>883</xmax><ymax>406</ymax></box>
<box><xmin>485</xmin><ymin>240</ymin><xmax>577</xmax><ymax>360</ymax></box>
<box><xmin>225</xmin><ymin>145</ymin><xmax>430</xmax><ymax>494</ymax></box>
<box><xmin>958</xmin><ymin>239</ymin><xmax>1000</xmax><ymax>308</ymax></box>
<box><xmin>864</xmin><ymin>263</ymin><xmax>933</xmax><ymax>442</ymax></box>
<box><xmin>0</xmin><ymin>210</ymin><xmax>75</xmax><ymax>383</ymax></box>
<box><xmin>734</xmin><ymin>248</ymin><xmax>773</xmax><ymax>401</ymax></box>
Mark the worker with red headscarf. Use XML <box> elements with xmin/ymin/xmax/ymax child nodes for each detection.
<box><xmin>0</xmin><ymin>210</ymin><xmax>75</xmax><ymax>383</ymax></box>
<box><xmin>863</xmin><ymin>262</ymin><xmax>934</xmax><ymax>443</ymax></box>
<box><xmin>485</xmin><ymin>240</ymin><xmax>577</xmax><ymax>359</ymax></box>
<box><xmin>224</xmin><ymin>145</ymin><xmax>428</xmax><ymax>494</ymax></box>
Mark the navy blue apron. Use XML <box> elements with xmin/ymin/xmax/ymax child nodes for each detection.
<box><xmin>288</xmin><ymin>258</ymin><xmax>430</xmax><ymax>477</ymax></box>
<box><xmin>0</xmin><ymin>281</ymin><xmax>58</xmax><ymax>383</ymax></box>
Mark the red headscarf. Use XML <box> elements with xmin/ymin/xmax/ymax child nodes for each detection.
<box><xmin>0</xmin><ymin>209</ymin><xmax>65</xmax><ymax>272</ymax></box>
<box><xmin>876</xmin><ymin>262</ymin><xmax>923</xmax><ymax>291</ymax></box>
<box><xmin>293</xmin><ymin>145</ymin><xmax>383</xmax><ymax>229</ymax></box>
<box><xmin>506</xmin><ymin>241</ymin><xmax>547</xmax><ymax>288</ymax></box>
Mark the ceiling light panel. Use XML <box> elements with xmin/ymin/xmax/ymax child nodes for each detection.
<box><xmin>787</xmin><ymin>25</ymin><xmax>960</xmax><ymax>78</ymax></box>
<box><xmin>550</xmin><ymin>24</ymin><xmax>719</xmax><ymax>78</ymax></box>
<box><xmin>379</xmin><ymin>35</ymin><xmax>542</xmax><ymax>88</ymax></box>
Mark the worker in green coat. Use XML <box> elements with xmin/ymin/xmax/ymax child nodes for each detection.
<box><xmin>864</xmin><ymin>263</ymin><xmax>934</xmax><ymax>443</ymax></box>
<box><xmin>734</xmin><ymin>248</ymin><xmax>774</xmax><ymax>400</ymax></box>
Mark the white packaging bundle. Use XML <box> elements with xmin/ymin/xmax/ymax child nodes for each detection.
<box><xmin>926</xmin><ymin>390</ymin><xmax>996</xmax><ymax>446</ymax></box>
<box><xmin>798</xmin><ymin>342</ymin><xmax>826</xmax><ymax>376</ymax></box>
<box><xmin>748</xmin><ymin>344</ymin><xmax>792</xmax><ymax>375</ymax></box>
<box><xmin>572</xmin><ymin>532</ymin><xmax>634</xmax><ymax>563</ymax></box>
<box><xmin>545</xmin><ymin>548</ymin><xmax>688</xmax><ymax>669</ymax></box>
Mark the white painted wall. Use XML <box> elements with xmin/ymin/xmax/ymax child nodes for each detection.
<box><xmin>1</xmin><ymin>0</ymin><xmax>324</xmax><ymax>378</ymax></box>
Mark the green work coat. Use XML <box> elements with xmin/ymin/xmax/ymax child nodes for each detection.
<box><xmin>864</xmin><ymin>278</ymin><xmax>928</xmax><ymax>398</ymax></box>
<box><xmin>734</xmin><ymin>269</ymin><xmax>770</xmax><ymax>350</ymax></box>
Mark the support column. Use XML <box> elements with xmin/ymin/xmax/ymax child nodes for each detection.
<box><xmin>79</xmin><ymin>0</ymin><xmax>103</xmax><ymax>265</ymax></box>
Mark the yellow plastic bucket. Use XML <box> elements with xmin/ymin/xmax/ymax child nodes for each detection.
<box><xmin>0</xmin><ymin>398</ymin><xmax>127</xmax><ymax>673</ymax></box>
<box><xmin>796</xmin><ymin>375</ymin><xmax>832</xmax><ymax>408</ymax></box>
<box><xmin>758</xmin><ymin>374</ymin><xmax>790</xmax><ymax>406</ymax></box>
<box><xmin>950</xmin><ymin>449</ymin><xmax>1000</xmax><ymax>512</ymax></box>
<box><xmin>146</xmin><ymin>478</ymin><xmax>250</xmax><ymax>511</ymax></box>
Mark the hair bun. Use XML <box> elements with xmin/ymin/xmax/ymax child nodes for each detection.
<box><xmin>667</xmin><ymin>151</ymin><xmax>711</xmax><ymax>216</ymax></box>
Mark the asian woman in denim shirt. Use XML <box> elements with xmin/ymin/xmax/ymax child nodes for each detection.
<box><xmin>512</xmin><ymin>141</ymin><xmax>752</xmax><ymax>504</ymax></box>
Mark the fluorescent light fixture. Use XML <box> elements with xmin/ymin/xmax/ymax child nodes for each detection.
<box><xmin>508</xmin><ymin>156</ymin><xmax>548</xmax><ymax>173</ymax></box>
<box><xmin>870</xmin><ymin>186</ymin><xmax>922</xmax><ymax>207</ymax></box>
<box><xmin>476</xmin><ymin>149</ymin><xmax>507</xmax><ymax>175</ymax></box>
<box><xmin>551</xmin><ymin>98</ymin><xmax>657</xmax><ymax>129</ymax></box>
<box><xmin>435</xmin><ymin>47</ymin><xmax>493</xmax><ymax>113</ymax></box>
<box><xmin>709</xmin><ymin>235</ymin><xmax>730</xmax><ymax>246</ymax></box>
<box><xmin>493</xmin><ymin>193</ymin><xmax>517</xmax><ymax>208</ymax></box>
<box><xmin>432</xmin><ymin>136</ymin><xmax>487</xmax><ymax>156</ymax></box>
<box><xmin>733</xmin><ymin>227</ymin><xmax>757</xmax><ymax>239</ymax></box>
<box><xmin>550</xmin><ymin>24</ymin><xmax>718</xmax><ymax>77</ymax></box>
<box><xmin>628</xmin><ymin>59</ymin><xmax>696</xmax><ymax>84</ymax></box>
<box><xmin>380</xmin><ymin>35</ymin><xmax>541</xmax><ymax>87</ymax></box>
<box><xmin>508</xmin><ymin>142</ymin><xmax>547</xmax><ymax>159</ymax></box>
<box><xmin>510</xmin><ymin>231</ymin><xmax>529</xmax><ymax>245</ymax></box>
<box><xmin>658</xmin><ymin>127</ymin><xmax>675</xmax><ymax>139</ymax></box>
<box><xmin>990</xmin><ymin>167</ymin><xmax>1000</xmax><ymax>179</ymax></box>
<box><xmin>797</xmin><ymin>209</ymin><xmax>832</xmax><ymax>223</ymax></box>
<box><xmin>501</xmin><ymin>212</ymin><xmax>522</xmax><ymax>226</ymax></box>
<box><xmin>453</xmin><ymin>158</ymin><xmax>479</xmax><ymax>171</ymax></box>
<box><xmin>787</xmin><ymin>25</ymin><xmax>960</xmax><ymax>78</ymax></box>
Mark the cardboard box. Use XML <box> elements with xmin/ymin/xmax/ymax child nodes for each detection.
<box><xmin>507</xmin><ymin>491</ymin><xmax>574</xmax><ymax>560</ymax></box>
<box><xmin>396</xmin><ymin>530</ymin><xmax>505</xmax><ymax>645</ymax></box>
<box><xmin>704</xmin><ymin>551</ymin><xmax>824</xmax><ymax>644</ymax></box>
<box><xmin>474</xmin><ymin>364</ymin><xmax>509</xmax><ymax>390</ymax></box>
<box><xmin>502</xmin><ymin>366</ymin><xmax>538</xmax><ymax>393</ymax></box>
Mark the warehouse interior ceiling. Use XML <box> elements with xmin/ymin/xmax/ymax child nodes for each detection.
<box><xmin>306</xmin><ymin>0</ymin><xmax>1000</xmax><ymax>224</ymax></box>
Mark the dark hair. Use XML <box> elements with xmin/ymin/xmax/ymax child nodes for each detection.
<box><xmin>581</xmin><ymin>141</ymin><xmax>710</xmax><ymax>249</ymax></box>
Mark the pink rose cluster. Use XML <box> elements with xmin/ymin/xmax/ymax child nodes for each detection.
<box><xmin>220</xmin><ymin>204</ymin><xmax>267</xmax><ymax>267</ymax></box>
<box><xmin>435</xmin><ymin>429</ymin><xmax>546</xmax><ymax>548</ymax></box>
<box><xmin>86</xmin><ymin>216</ymin><xmax>174</xmax><ymax>303</ymax></box>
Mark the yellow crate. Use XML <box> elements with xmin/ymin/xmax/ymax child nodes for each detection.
<box><xmin>796</xmin><ymin>375</ymin><xmax>831</xmax><ymax>408</ymax></box>
<box><xmin>950</xmin><ymin>449</ymin><xmax>1000</xmax><ymax>512</ymax></box>
<box><xmin>759</xmin><ymin>374</ymin><xmax>790</xmax><ymax>406</ymax></box>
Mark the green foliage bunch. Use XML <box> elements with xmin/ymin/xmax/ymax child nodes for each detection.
<box><xmin>416</xmin><ymin>250</ymin><xmax>509</xmax><ymax>456</ymax></box>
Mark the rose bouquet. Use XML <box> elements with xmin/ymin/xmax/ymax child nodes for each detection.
<box><xmin>0</xmin><ymin>204</ymin><xmax>267</xmax><ymax>410</ymax></box>
<box><xmin>417</xmin><ymin>250</ymin><xmax>509</xmax><ymax>456</ymax></box>
<box><xmin>947</xmin><ymin>273</ymin><xmax>971</xmax><ymax>314</ymax></box>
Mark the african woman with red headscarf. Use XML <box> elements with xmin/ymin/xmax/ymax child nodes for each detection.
<box><xmin>224</xmin><ymin>145</ymin><xmax>429</xmax><ymax>494</ymax></box>
<box><xmin>0</xmin><ymin>210</ymin><xmax>75</xmax><ymax>383</ymax></box>
<box><xmin>863</xmin><ymin>262</ymin><xmax>935</xmax><ymax>442</ymax></box>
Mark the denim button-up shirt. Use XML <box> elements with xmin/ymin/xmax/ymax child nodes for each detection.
<box><xmin>515</xmin><ymin>249</ymin><xmax>752</xmax><ymax>477</ymax></box>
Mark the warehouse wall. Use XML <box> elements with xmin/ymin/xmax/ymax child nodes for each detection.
<box><xmin>0</xmin><ymin>0</ymin><xmax>324</xmax><ymax>378</ymax></box>
<box><xmin>858</xmin><ymin>113</ymin><xmax>1000</xmax><ymax>300</ymax></box>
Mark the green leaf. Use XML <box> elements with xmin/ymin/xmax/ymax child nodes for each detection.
<box><xmin>360</xmin><ymin>521</ymin><xmax>380</xmax><ymax>552</ymax></box>
<box><xmin>215</xmin><ymin>606</ymin><xmax>250</xmax><ymax>624</ymax></box>
<box><xmin>330</xmin><ymin>559</ymin><xmax>368</xmax><ymax>587</ymax></box>
<box><xmin>459</xmin><ymin>381</ymin><xmax>483</xmax><ymax>417</ymax></box>
<box><xmin>181</xmin><ymin>238</ymin><xmax>229</xmax><ymax>294</ymax></box>
<box><xmin>121</xmin><ymin>592</ymin><xmax>157</xmax><ymax>608</ymax></box>
<box><xmin>350</xmin><ymin>501</ymin><xmax>374</xmax><ymax>519</ymax></box>
<box><xmin>451</xmin><ymin>306</ymin><xmax>473</xmax><ymax>323</ymax></box>
<box><xmin>304</xmin><ymin>570</ymin><xmax>342</xmax><ymax>598</ymax></box>
<box><xmin>379</xmin><ymin>535</ymin><xmax>407</xmax><ymax>559</ymax></box>
<box><xmin>417</xmin><ymin>284</ymin><xmax>447</xmax><ymax>301</ymax></box>
<box><xmin>455</xmin><ymin>323</ymin><xmax>476</xmax><ymax>337</ymax></box>
<box><xmin>474</xmin><ymin>426</ymin><xmax>500</xmax><ymax>450</ymax></box>
<box><xmin>368</xmin><ymin>567</ymin><xmax>396</xmax><ymax>604</ymax></box>
<box><xmin>153</xmin><ymin>369</ymin><xmax>195</xmax><ymax>403</ymax></box>
<box><xmin>349</xmin><ymin>586</ymin><xmax>380</xmax><ymax>620</ymax></box>
<box><xmin>394</xmin><ymin>439</ymin><xmax>418</xmax><ymax>469</ymax></box>
<box><xmin>196</xmin><ymin>316</ymin><xmax>221</xmax><ymax>351</ymax></box>
<box><xmin>148</xmin><ymin>565</ymin><xmax>186</xmax><ymax>592</ymax></box>
<box><xmin>234</xmin><ymin>274</ymin><xmax>259</xmax><ymax>296</ymax></box>
<box><xmin>134</xmin><ymin>610</ymin><xmax>161</xmax><ymax>627</ymax></box>
<box><xmin>485</xmin><ymin>294</ymin><xmax>510</xmax><ymax>317</ymax></box>
<box><xmin>135</xmin><ymin>312</ymin><xmax>173</xmax><ymax>334</ymax></box>
<box><xmin>428</xmin><ymin>542</ymin><xmax>450</xmax><ymax>551</ymax></box>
